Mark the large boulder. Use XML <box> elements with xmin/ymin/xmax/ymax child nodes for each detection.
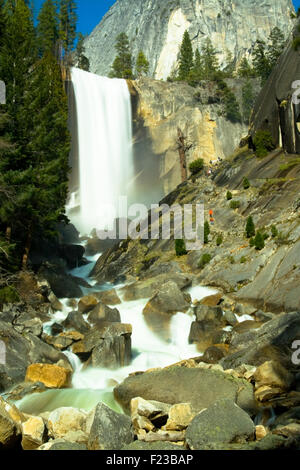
<box><xmin>47</xmin><ymin>408</ymin><xmax>87</xmax><ymax>441</ymax></box>
<box><xmin>0</xmin><ymin>321</ymin><xmax>71</xmax><ymax>392</ymax></box>
<box><xmin>220</xmin><ymin>311</ymin><xmax>300</xmax><ymax>370</ymax></box>
<box><xmin>38</xmin><ymin>439</ymin><xmax>87</xmax><ymax>450</ymax></box>
<box><xmin>0</xmin><ymin>401</ymin><xmax>20</xmax><ymax>449</ymax></box>
<box><xmin>62</xmin><ymin>311</ymin><xmax>90</xmax><ymax>334</ymax></box>
<box><xmin>21</xmin><ymin>416</ymin><xmax>46</xmax><ymax>450</ymax></box>
<box><xmin>78</xmin><ymin>295</ymin><xmax>98</xmax><ymax>314</ymax></box>
<box><xmin>88</xmin><ymin>303</ymin><xmax>121</xmax><ymax>325</ymax></box>
<box><xmin>186</xmin><ymin>399</ymin><xmax>255</xmax><ymax>450</ymax></box>
<box><xmin>88</xmin><ymin>403</ymin><xmax>134</xmax><ymax>450</ymax></box>
<box><xmin>122</xmin><ymin>273</ymin><xmax>193</xmax><ymax>301</ymax></box>
<box><xmin>38</xmin><ymin>264</ymin><xmax>83</xmax><ymax>299</ymax></box>
<box><xmin>114</xmin><ymin>365</ymin><xmax>256</xmax><ymax>415</ymax></box>
<box><xmin>74</xmin><ymin>324</ymin><xmax>132</xmax><ymax>369</ymax></box>
<box><xmin>94</xmin><ymin>289</ymin><xmax>121</xmax><ymax>305</ymax></box>
<box><xmin>25</xmin><ymin>364</ymin><xmax>72</xmax><ymax>389</ymax></box>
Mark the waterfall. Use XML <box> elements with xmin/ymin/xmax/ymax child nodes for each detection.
<box><xmin>67</xmin><ymin>67</ymin><xmax>134</xmax><ymax>235</ymax></box>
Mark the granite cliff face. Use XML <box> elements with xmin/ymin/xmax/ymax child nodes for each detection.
<box><xmin>85</xmin><ymin>0</ymin><xmax>295</xmax><ymax>79</ymax></box>
<box><xmin>130</xmin><ymin>78</ymin><xmax>259</xmax><ymax>194</ymax></box>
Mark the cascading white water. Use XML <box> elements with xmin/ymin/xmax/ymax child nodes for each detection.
<box><xmin>67</xmin><ymin>67</ymin><xmax>134</xmax><ymax>235</ymax></box>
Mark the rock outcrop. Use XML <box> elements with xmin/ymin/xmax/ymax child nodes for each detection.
<box><xmin>131</xmin><ymin>78</ymin><xmax>254</xmax><ymax>193</ymax></box>
<box><xmin>85</xmin><ymin>0</ymin><xmax>294</xmax><ymax>79</ymax></box>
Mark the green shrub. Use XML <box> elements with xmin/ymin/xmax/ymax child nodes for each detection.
<box><xmin>0</xmin><ymin>286</ymin><xmax>20</xmax><ymax>305</ymax></box>
<box><xmin>204</xmin><ymin>221</ymin><xmax>210</xmax><ymax>244</ymax></box>
<box><xmin>229</xmin><ymin>256</ymin><xmax>235</xmax><ymax>264</ymax></box>
<box><xmin>216</xmin><ymin>235</ymin><xmax>223</xmax><ymax>246</ymax></box>
<box><xmin>226</xmin><ymin>191</ymin><xmax>233</xmax><ymax>201</ymax></box>
<box><xmin>254</xmin><ymin>232</ymin><xmax>265</xmax><ymax>250</ymax></box>
<box><xmin>271</xmin><ymin>225</ymin><xmax>278</xmax><ymax>238</ymax></box>
<box><xmin>293</xmin><ymin>36</ymin><xmax>300</xmax><ymax>51</ymax></box>
<box><xmin>249</xmin><ymin>237</ymin><xmax>255</xmax><ymax>247</ymax></box>
<box><xmin>175</xmin><ymin>239</ymin><xmax>187</xmax><ymax>256</ymax></box>
<box><xmin>243</xmin><ymin>177</ymin><xmax>250</xmax><ymax>189</ymax></box>
<box><xmin>263</xmin><ymin>233</ymin><xmax>269</xmax><ymax>240</ymax></box>
<box><xmin>246</xmin><ymin>216</ymin><xmax>255</xmax><ymax>238</ymax></box>
<box><xmin>198</xmin><ymin>253</ymin><xmax>212</xmax><ymax>269</ymax></box>
<box><xmin>253</xmin><ymin>130</ymin><xmax>275</xmax><ymax>158</ymax></box>
<box><xmin>240</xmin><ymin>256</ymin><xmax>247</xmax><ymax>264</ymax></box>
<box><xmin>189</xmin><ymin>158</ymin><xmax>204</xmax><ymax>175</ymax></box>
<box><xmin>230</xmin><ymin>200</ymin><xmax>241</xmax><ymax>209</ymax></box>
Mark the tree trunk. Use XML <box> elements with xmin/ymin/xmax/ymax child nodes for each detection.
<box><xmin>177</xmin><ymin>127</ymin><xmax>188</xmax><ymax>182</ymax></box>
<box><xmin>5</xmin><ymin>226</ymin><xmax>11</xmax><ymax>243</ymax></box>
<box><xmin>22</xmin><ymin>225</ymin><xmax>33</xmax><ymax>270</ymax></box>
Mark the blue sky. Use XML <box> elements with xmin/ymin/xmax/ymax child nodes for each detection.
<box><xmin>34</xmin><ymin>0</ymin><xmax>300</xmax><ymax>37</ymax></box>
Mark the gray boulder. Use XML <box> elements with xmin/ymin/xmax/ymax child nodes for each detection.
<box><xmin>114</xmin><ymin>366</ymin><xmax>256</xmax><ymax>415</ymax></box>
<box><xmin>88</xmin><ymin>303</ymin><xmax>121</xmax><ymax>325</ymax></box>
<box><xmin>186</xmin><ymin>399</ymin><xmax>255</xmax><ymax>450</ymax></box>
<box><xmin>88</xmin><ymin>403</ymin><xmax>134</xmax><ymax>450</ymax></box>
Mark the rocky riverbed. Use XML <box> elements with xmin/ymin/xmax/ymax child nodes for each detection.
<box><xmin>1</xmin><ymin>142</ymin><xmax>300</xmax><ymax>450</ymax></box>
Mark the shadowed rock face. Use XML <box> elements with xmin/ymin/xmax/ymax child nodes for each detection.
<box><xmin>85</xmin><ymin>0</ymin><xmax>294</xmax><ymax>79</ymax></box>
<box><xmin>250</xmin><ymin>21</ymin><xmax>300</xmax><ymax>154</ymax></box>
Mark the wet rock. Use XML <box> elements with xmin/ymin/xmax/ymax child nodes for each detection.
<box><xmin>38</xmin><ymin>439</ymin><xmax>87</xmax><ymax>450</ymax></box>
<box><xmin>88</xmin><ymin>403</ymin><xmax>134</xmax><ymax>450</ymax></box>
<box><xmin>0</xmin><ymin>400</ymin><xmax>20</xmax><ymax>449</ymax></box>
<box><xmin>62</xmin><ymin>311</ymin><xmax>90</xmax><ymax>334</ymax></box>
<box><xmin>94</xmin><ymin>289</ymin><xmax>121</xmax><ymax>305</ymax></box>
<box><xmin>58</xmin><ymin>244</ymin><xmax>85</xmax><ymax>270</ymax></box>
<box><xmin>122</xmin><ymin>273</ymin><xmax>193</xmax><ymax>301</ymax></box>
<box><xmin>232</xmin><ymin>320</ymin><xmax>262</xmax><ymax>334</ymax></box>
<box><xmin>194</xmin><ymin>304</ymin><xmax>223</xmax><ymax>322</ymax></box>
<box><xmin>255</xmin><ymin>425</ymin><xmax>267</xmax><ymax>441</ymax></box>
<box><xmin>254</xmin><ymin>360</ymin><xmax>293</xmax><ymax>392</ymax></box>
<box><xmin>76</xmin><ymin>324</ymin><xmax>132</xmax><ymax>369</ymax></box>
<box><xmin>47</xmin><ymin>408</ymin><xmax>87</xmax><ymax>441</ymax></box>
<box><xmin>0</xmin><ymin>321</ymin><xmax>71</xmax><ymax>392</ymax></box>
<box><xmin>140</xmin><ymin>430</ymin><xmax>185</xmax><ymax>442</ymax></box>
<box><xmin>21</xmin><ymin>416</ymin><xmax>46</xmax><ymax>450</ymax></box>
<box><xmin>200</xmin><ymin>293</ymin><xmax>223</xmax><ymax>307</ymax></box>
<box><xmin>50</xmin><ymin>322</ymin><xmax>64</xmax><ymax>336</ymax></box>
<box><xmin>164</xmin><ymin>403</ymin><xmax>196</xmax><ymax>431</ymax></box>
<box><xmin>25</xmin><ymin>364</ymin><xmax>72</xmax><ymax>389</ymax></box>
<box><xmin>221</xmin><ymin>311</ymin><xmax>300</xmax><ymax>370</ymax></box>
<box><xmin>48</xmin><ymin>292</ymin><xmax>63</xmax><ymax>312</ymax></box>
<box><xmin>114</xmin><ymin>365</ymin><xmax>256</xmax><ymax>415</ymax></box>
<box><xmin>38</xmin><ymin>264</ymin><xmax>83</xmax><ymax>299</ymax></box>
<box><xmin>78</xmin><ymin>295</ymin><xmax>98</xmax><ymax>314</ymax></box>
<box><xmin>123</xmin><ymin>441</ymin><xmax>182</xmax><ymax>450</ymax></box>
<box><xmin>186</xmin><ymin>399</ymin><xmax>255</xmax><ymax>450</ymax></box>
<box><xmin>202</xmin><ymin>345</ymin><xmax>228</xmax><ymax>364</ymax></box>
<box><xmin>88</xmin><ymin>303</ymin><xmax>121</xmax><ymax>325</ymax></box>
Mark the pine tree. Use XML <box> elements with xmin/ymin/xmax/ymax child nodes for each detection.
<box><xmin>188</xmin><ymin>48</ymin><xmax>204</xmax><ymax>85</ymax></box>
<box><xmin>252</xmin><ymin>40</ymin><xmax>271</xmax><ymax>85</ymax></box>
<box><xmin>201</xmin><ymin>38</ymin><xmax>219</xmax><ymax>80</ymax></box>
<box><xmin>136</xmin><ymin>50</ymin><xmax>149</xmax><ymax>77</ymax></box>
<box><xmin>254</xmin><ymin>232</ymin><xmax>265</xmax><ymax>250</ymax></box>
<box><xmin>37</xmin><ymin>0</ymin><xmax>59</xmax><ymax>57</ymax></box>
<box><xmin>110</xmin><ymin>32</ymin><xmax>133</xmax><ymax>79</ymax></box>
<box><xmin>242</xmin><ymin>80</ymin><xmax>255</xmax><ymax>124</ymax></box>
<box><xmin>76</xmin><ymin>33</ymin><xmax>90</xmax><ymax>71</ymax></box>
<box><xmin>178</xmin><ymin>30</ymin><xmax>194</xmax><ymax>81</ymax></box>
<box><xmin>267</xmin><ymin>27</ymin><xmax>286</xmax><ymax>69</ymax></box>
<box><xmin>246</xmin><ymin>216</ymin><xmax>255</xmax><ymax>238</ymax></box>
<box><xmin>238</xmin><ymin>57</ymin><xmax>255</xmax><ymax>78</ymax></box>
<box><xmin>59</xmin><ymin>0</ymin><xmax>77</xmax><ymax>56</ymax></box>
<box><xmin>204</xmin><ymin>221</ymin><xmax>210</xmax><ymax>244</ymax></box>
<box><xmin>0</xmin><ymin>0</ymin><xmax>5</xmax><ymax>45</ymax></box>
<box><xmin>224</xmin><ymin>90</ymin><xmax>241</xmax><ymax>123</ymax></box>
<box><xmin>224</xmin><ymin>49</ymin><xmax>235</xmax><ymax>77</ymax></box>
<box><xmin>11</xmin><ymin>52</ymin><xmax>70</xmax><ymax>267</ymax></box>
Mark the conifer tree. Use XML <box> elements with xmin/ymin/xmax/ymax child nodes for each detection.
<box><xmin>76</xmin><ymin>33</ymin><xmax>90</xmax><ymax>71</ymax></box>
<box><xmin>37</xmin><ymin>0</ymin><xmax>59</xmax><ymax>57</ymax></box>
<box><xmin>267</xmin><ymin>27</ymin><xmax>286</xmax><ymax>69</ymax></box>
<box><xmin>252</xmin><ymin>40</ymin><xmax>271</xmax><ymax>85</ymax></box>
<box><xmin>242</xmin><ymin>80</ymin><xmax>255</xmax><ymax>124</ymax></box>
<box><xmin>188</xmin><ymin>48</ymin><xmax>204</xmax><ymax>85</ymax></box>
<box><xmin>238</xmin><ymin>57</ymin><xmax>255</xmax><ymax>78</ymax></box>
<box><xmin>201</xmin><ymin>38</ymin><xmax>219</xmax><ymax>80</ymax></box>
<box><xmin>136</xmin><ymin>50</ymin><xmax>149</xmax><ymax>77</ymax></box>
<box><xmin>59</xmin><ymin>0</ymin><xmax>77</xmax><ymax>56</ymax></box>
<box><xmin>178</xmin><ymin>30</ymin><xmax>194</xmax><ymax>81</ymax></box>
<box><xmin>110</xmin><ymin>32</ymin><xmax>133</xmax><ymax>79</ymax></box>
<box><xmin>246</xmin><ymin>216</ymin><xmax>255</xmax><ymax>238</ymax></box>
